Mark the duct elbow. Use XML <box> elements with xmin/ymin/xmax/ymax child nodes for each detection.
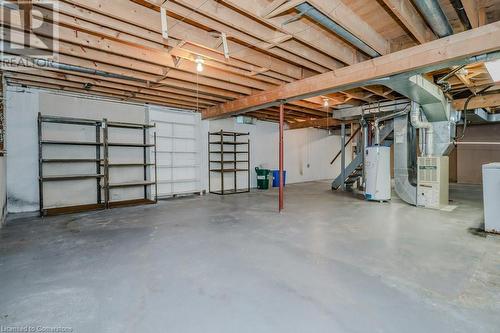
<box><xmin>410</xmin><ymin>101</ymin><xmax>434</xmax><ymax>156</ymax></box>
<box><xmin>410</xmin><ymin>103</ymin><xmax>432</xmax><ymax>130</ymax></box>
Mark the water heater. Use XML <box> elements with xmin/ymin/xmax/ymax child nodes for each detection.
<box><xmin>365</xmin><ymin>146</ymin><xmax>391</xmax><ymax>201</ymax></box>
<box><xmin>417</xmin><ymin>156</ymin><xmax>449</xmax><ymax>209</ymax></box>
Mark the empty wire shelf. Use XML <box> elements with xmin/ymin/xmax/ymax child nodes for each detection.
<box><xmin>41</xmin><ymin>140</ymin><xmax>102</xmax><ymax>146</ymax></box>
<box><xmin>108</xmin><ymin>180</ymin><xmax>155</xmax><ymax>188</ymax></box>
<box><xmin>42</xmin><ymin>174</ymin><xmax>104</xmax><ymax>181</ymax></box>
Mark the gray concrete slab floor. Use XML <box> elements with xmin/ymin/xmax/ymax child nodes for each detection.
<box><xmin>1</xmin><ymin>181</ymin><xmax>499</xmax><ymax>332</ymax></box>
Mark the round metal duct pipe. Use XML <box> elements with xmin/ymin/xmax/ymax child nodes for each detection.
<box><xmin>295</xmin><ymin>2</ymin><xmax>380</xmax><ymax>58</ymax></box>
<box><xmin>413</xmin><ymin>0</ymin><xmax>453</xmax><ymax>37</ymax></box>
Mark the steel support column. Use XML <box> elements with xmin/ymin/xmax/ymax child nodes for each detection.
<box><xmin>279</xmin><ymin>103</ymin><xmax>284</xmax><ymax>212</ymax></box>
<box><xmin>341</xmin><ymin>123</ymin><xmax>346</xmax><ymax>191</ymax></box>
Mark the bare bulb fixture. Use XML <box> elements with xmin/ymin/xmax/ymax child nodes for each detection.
<box><xmin>195</xmin><ymin>56</ymin><xmax>204</xmax><ymax>72</ymax></box>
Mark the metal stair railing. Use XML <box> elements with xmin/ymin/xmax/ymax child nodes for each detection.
<box><xmin>330</xmin><ymin>126</ymin><xmax>361</xmax><ymax>165</ymax></box>
<box><xmin>331</xmin><ymin>120</ymin><xmax>395</xmax><ymax>191</ymax></box>
<box><xmin>332</xmin><ymin>154</ymin><xmax>363</xmax><ymax>190</ymax></box>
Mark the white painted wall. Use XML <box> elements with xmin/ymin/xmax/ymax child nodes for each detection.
<box><xmin>5</xmin><ymin>87</ymin><xmax>347</xmax><ymax>213</ymax></box>
<box><xmin>0</xmin><ymin>156</ymin><xmax>6</xmax><ymax>226</ymax></box>
<box><xmin>207</xmin><ymin>118</ymin><xmax>349</xmax><ymax>191</ymax></box>
<box><xmin>6</xmin><ymin>87</ymin><xmax>147</xmax><ymax>213</ymax></box>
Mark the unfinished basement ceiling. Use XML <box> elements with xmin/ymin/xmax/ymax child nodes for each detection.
<box><xmin>1</xmin><ymin>0</ymin><xmax>500</xmax><ymax>124</ymax></box>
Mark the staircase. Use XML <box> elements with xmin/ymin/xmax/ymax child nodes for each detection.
<box><xmin>332</xmin><ymin>154</ymin><xmax>363</xmax><ymax>190</ymax></box>
<box><xmin>332</xmin><ymin>120</ymin><xmax>394</xmax><ymax>191</ymax></box>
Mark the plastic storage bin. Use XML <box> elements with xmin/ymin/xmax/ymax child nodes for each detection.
<box><xmin>272</xmin><ymin>170</ymin><xmax>286</xmax><ymax>187</ymax></box>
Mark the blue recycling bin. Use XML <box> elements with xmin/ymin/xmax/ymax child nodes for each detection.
<box><xmin>272</xmin><ymin>170</ymin><xmax>286</xmax><ymax>187</ymax></box>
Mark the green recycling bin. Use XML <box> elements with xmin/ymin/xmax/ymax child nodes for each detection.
<box><xmin>255</xmin><ymin>167</ymin><xmax>271</xmax><ymax>190</ymax></box>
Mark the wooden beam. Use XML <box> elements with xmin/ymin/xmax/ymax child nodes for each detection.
<box><xmin>380</xmin><ymin>0</ymin><xmax>436</xmax><ymax>43</ymax></box>
<box><xmin>453</xmin><ymin>93</ymin><xmax>500</xmax><ymax>110</ymax></box>
<box><xmin>5</xmin><ymin>78</ymin><xmax>201</xmax><ymax>110</ymax></box>
<box><xmin>287</xmin><ymin>117</ymin><xmax>344</xmax><ymax>130</ymax></box>
<box><xmin>462</xmin><ymin>0</ymin><xmax>479</xmax><ymax>28</ymax></box>
<box><xmin>3</xmin><ymin>70</ymin><xmax>220</xmax><ymax>106</ymax></box>
<box><xmin>478</xmin><ymin>0</ymin><xmax>487</xmax><ymax>26</ymax></box>
<box><xmin>4</xmin><ymin>73</ymin><xmax>207</xmax><ymax>109</ymax></box>
<box><xmin>221</xmin><ymin>0</ymin><xmax>367</xmax><ymax>66</ymax></box>
<box><xmin>263</xmin><ymin>0</ymin><xmax>304</xmax><ymax>18</ymax></box>
<box><xmin>308</xmin><ymin>0</ymin><xmax>390</xmax><ymax>55</ymax></box>
<box><xmin>63</xmin><ymin>0</ymin><xmax>308</xmax><ymax>80</ymax></box>
<box><xmin>202</xmin><ymin>22</ymin><xmax>500</xmax><ymax>119</ymax></box>
<box><xmin>1</xmin><ymin>22</ymin><xmax>261</xmax><ymax>95</ymax></box>
<box><xmin>166</xmin><ymin>0</ymin><xmax>342</xmax><ymax>70</ymax></box>
<box><xmin>261</xmin><ymin>0</ymin><xmax>292</xmax><ymax>18</ymax></box>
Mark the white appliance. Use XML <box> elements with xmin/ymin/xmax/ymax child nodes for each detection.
<box><xmin>417</xmin><ymin>156</ymin><xmax>449</xmax><ymax>209</ymax></box>
<box><xmin>482</xmin><ymin>163</ymin><xmax>500</xmax><ymax>234</ymax></box>
<box><xmin>364</xmin><ymin>146</ymin><xmax>391</xmax><ymax>201</ymax></box>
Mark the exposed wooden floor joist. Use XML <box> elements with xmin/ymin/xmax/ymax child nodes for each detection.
<box><xmin>0</xmin><ymin>0</ymin><xmax>498</xmax><ymax>122</ymax></box>
<box><xmin>202</xmin><ymin>22</ymin><xmax>500</xmax><ymax>119</ymax></box>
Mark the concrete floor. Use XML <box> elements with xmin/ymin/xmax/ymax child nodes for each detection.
<box><xmin>1</xmin><ymin>182</ymin><xmax>500</xmax><ymax>332</ymax></box>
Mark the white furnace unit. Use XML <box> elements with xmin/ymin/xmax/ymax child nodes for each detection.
<box><xmin>417</xmin><ymin>156</ymin><xmax>449</xmax><ymax>209</ymax></box>
<box><xmin>364</xmin><ymin>146</ymin><xmax>391</xmax><ymax>201</ymax></box>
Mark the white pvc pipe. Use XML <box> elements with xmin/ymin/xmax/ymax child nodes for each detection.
<box><xmin>410</xmin><ymin>101</ymin><xmax>433</xmax><ymax>156</ymax></box>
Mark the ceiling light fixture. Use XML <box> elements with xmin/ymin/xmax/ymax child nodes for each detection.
<box><xmin>195</xmin><ymin>56</ymin><xmax>204</xmax><ymax>73</ymax></box>
<box><xmin>323</xmin><ymin>98</ymin><xmax>329</xmax><ymax>108</ymax></box>
<box><xmin>485</xmin><ymin>59</ymin><xmax>500</xmax><ymax>82</ymax></box>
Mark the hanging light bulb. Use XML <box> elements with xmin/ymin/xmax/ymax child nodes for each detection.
<box><xmin>323</xmin><ymin>98</ymin><xmax>329</xmax><ymax>108</ymax></box>
<box><xmin>195</xmin><ymin>56</ymin><xmax>204</xmax><ymax>73</ymax></box>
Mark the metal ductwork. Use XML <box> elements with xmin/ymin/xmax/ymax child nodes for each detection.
<box><xmin>410</xmin><ymin>101</ymin><xmax>434</xmax><ymax>156</ymax></box>
<box><xmin>413</xmin><ymin>0</ymin><xmax>453</xmax><ymax>37</ymax></box>
<box><xmin>334</xmin><ymin>99</ymin><xmax>410</xmax><ymax>119</ymax></box>
<box><xmin>384</xmin><ymin>74</ymin><xmax>452</xmax><ymax>122</ymax></box>
<box><xmin>394</xmin><ymin>115</ymin><xmax>418</xmax><ymax>205</ymax></box>
<box><xmin>388</xmin><ymin>75</ymin><xmax>456</xmax><ymax>205</ymax></box>
<box><xmin>384</xmin><ymin>74</ymin><xmax>456</xmax><ymax>156</ymax></box>
<box><xmin>295</xmin><ymin>2</ymin><xmax>380</xmax><ymax>58</ymax></box>
<box><xmin>474</xmin><ymin>108</ymin><xmax>500</xmax><ymax>122</ymax></box>
<box><xmin>374</xmin><ymin>106</ymin><xmax>410</xmax><ymax>145</ymax></box>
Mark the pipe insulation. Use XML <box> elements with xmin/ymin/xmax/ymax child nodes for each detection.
<box><xmin>410</xmin><ymin>101</ymin><xmax>434</xmax><ymax>156</ymax></box>
<box><xmin>413</xmin><ymin>0</ymin><xmax>453</xmax><ymax>37</ymax></box>
<box><xmin>48</xmin><ymin>61</ymin><xmax>143</xmax><ymax>82</ymax></box>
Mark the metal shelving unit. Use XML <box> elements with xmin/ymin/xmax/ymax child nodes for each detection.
<box><xmin>38</xmin><ymin>114</ymin><xmax>157</xmax><ymax>216</ymax></box>
<box><xmin>104</xmin><ymin>120</ymin><xmax>158</xmax><ymax>209</ymax></box>
<box><xmin>38</xmin><ymin>114</ymin><xmax>105</xmax><ymax>216</ymax></box>
<box><xmin>208</xmin><ymin>130</ymin><xmax>250</xmax><ymax>195</ymax></box>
